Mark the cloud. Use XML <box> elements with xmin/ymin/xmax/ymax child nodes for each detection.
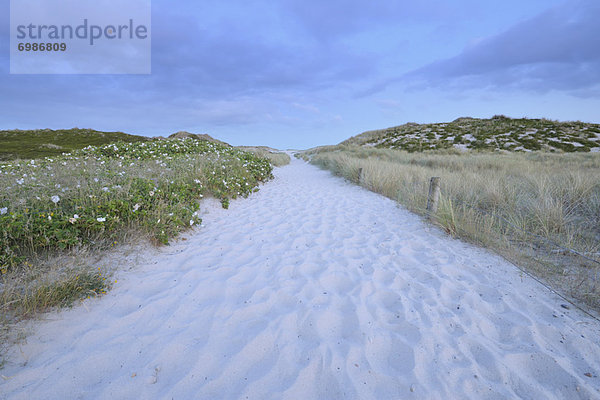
<box><xmin>189</xmin><ymin>98</ymin><xmax>272</xmax><ymax>125</ymax></box>
<box><xmin>403</xmin><ymin>0</ymin><xmax>600</xmax><ymax>95</ymax></box>
<box><xmin>292</xmin><ymin>103</ymin><xmax>320</xmax><ymax>114</ymax></box>
<box><xmin>0</xmin><ymin>10</ymin><xmax>9</xmax><ymax>73</ymax></box>
<box><xmin>146</xmin><ymin>1</ymin><xmax>377</xmax><ymax>99</ymax></box>
<box><xmin>0</xmin><ymin>0</ymin><xmax>482</xmax><ymax>104</ymax></box>
<box><xmin>0</xmin><ymin>0</ymin><xmax>376</xmax><ymax>101</ymax></box>
<box><xmin>281</xmin><ymin>0</ymin><xmax>479</xmax><ymax>40</ymax></box>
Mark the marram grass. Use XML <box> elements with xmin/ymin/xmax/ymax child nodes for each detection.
<box><xmin>307</xmin><ymin>146</ymin><xmax>600</xmax><ymax>310</ymax></box>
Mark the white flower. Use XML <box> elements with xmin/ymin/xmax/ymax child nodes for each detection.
<box><xmin>0</xmin><ymin>207</ymin><xmax>7</xmax><ymax>215</ymax></box>
<box><xmin>149</xmin><ymin>191</ymin><xmax>155</xmax><ymax>196</ymax></box>
<box><xmin>102</xmin><ymin>187</ymin><xmax>109</xmax><ymax>192</ymax></box>
<box><xmin>74</xmin><ymin>214</ymin><xmax>79</xmax><ymax>219</ymax></box>
<box><xmin>190</xmin><ymin>219</ymin><xmax>194</xmax><ymax>226</ymax></box>
<box><xmin>16</xmin><ymin>178</ymin><xmax>24</xmax><ymax>185</ymax></box>
<box><xmin>97</xmin><ymin>217</ymin><xmax>106</xmax><ymax>222</ymax></box>
<box><xmin>48</xmin><ymin>215</ymin><xmax>52</xmax><ymax>221</ymax></box>
<box><xmin>51</xmin><ymin>195</ymin><xmax>60</xmax><ymax>204</ymax></box>
<box><xmin>133</xmin><ymin>203</ymin><xmax>140</xmax><ymax>212</ymax></box>
<box><xmin>94</xmin><ymin>178</ymin><xmax>99</xmax><ymax>182</ymax></box>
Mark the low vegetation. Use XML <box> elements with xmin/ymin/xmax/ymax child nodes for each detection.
<box><xmin>342</xmin><ymin>116</ymin><xmax>600</xmax><ymax>153</ymax></box>
<box><xmin>168</xmin><ymin>131</ymin><xmax>232</xmax><ymax>147</ymax></box>
<box><xmin>0</xmin><ymin>138</ymin><xmax>274</xmax><ymax>324</ymax></box>
<box><xmin>304</xmin><ymin>146</ymin><xmax>600</xmax><ymax>311</ymax></box>
<box><xmin>237</xmin><ymin>146</ymin><xmax>291</xmax><ymax>167</ymax></box>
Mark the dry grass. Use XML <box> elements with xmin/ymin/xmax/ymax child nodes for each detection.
<box><xmin>307</xmin><ymin>146</ymin><xmax>600</xmax><ymax>311</ymax></box>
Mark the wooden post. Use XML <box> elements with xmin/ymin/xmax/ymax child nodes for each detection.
<box><xmin>426</xmin><ymin>177</ymin><xmax>441</xmax><ymax>218</ymax></box>
<box><xmin>358</xmin><ymin>167</ymin><xmax>363</xmax><ymax>183</ymax></box>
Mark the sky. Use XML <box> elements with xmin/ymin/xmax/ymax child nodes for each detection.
<box><xmin>1</xmin><ymin>0</ymin><xmax>599</xmax><ymax>149</ymax></box>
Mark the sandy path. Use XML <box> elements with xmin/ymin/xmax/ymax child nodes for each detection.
<box><xmin>2</xmin><ymin>156</ymin><xmax>600</xmax><ymax>399</ymax></box>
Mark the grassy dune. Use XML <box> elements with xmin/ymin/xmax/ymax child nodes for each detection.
<box><xmin>304</xmin><ymin>146</ymin><xmax>600</xmax><ymax>310</ymax></box>
<box><xmin>0</xmin><ymin>128</ymin><xmax>150</xmax><ymax>161</ymax></box>
<box><xmin>342</xmin><ymin>116</ymin><xmax>600</xmax><ymax>153</ymax></box>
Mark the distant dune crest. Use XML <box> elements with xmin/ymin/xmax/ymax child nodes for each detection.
<box><xmin>341</xmin><ymin>116</ymin><xmax>600</xmax><ymax>153</ymax></box>
<box><xmin>0</xmin><ymin>128</ymin><xmax>233</xmax><ymax>160</ymax></box>
<box><xmin>168</xmin><ymin>131</ymin><xmax>230</xmax><ymax>147</ymax></box>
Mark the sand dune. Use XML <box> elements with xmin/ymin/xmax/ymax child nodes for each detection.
<box><xmin>2</xmin><ymin>156</ymin><xmax>600</xmax><ymax>399</ymax></box>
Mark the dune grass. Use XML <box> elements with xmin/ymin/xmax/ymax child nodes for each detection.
<box><xmin>306</xmin><ymin>146</ymin><xmax>600</xmax><ymax>310</ymax></box>
<box><xmin>236</xmin><ymin>146</ymin><xmax>291</xmax><ymax>167</ymax></box>
<box><xmin>0</xmin><ymin>138</ymin><xmax>274</xmax><ymax>328</ymax></box>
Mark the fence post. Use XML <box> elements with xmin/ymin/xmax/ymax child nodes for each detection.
<box><xmin>358</xmin><ymin>167</ymin><xmax>363</xmax><ymax>183</ymax></box>
<box><xmin>426</xmin><ymin>177</ymin><xmax>441</xmax><ymax>218</ymax></box>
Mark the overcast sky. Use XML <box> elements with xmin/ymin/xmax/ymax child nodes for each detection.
<box><xmin>1</xmin><ymin>0</ymin><xmax>599</xmax><ymax>148</ymax></box>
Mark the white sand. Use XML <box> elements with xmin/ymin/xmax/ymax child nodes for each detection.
<box><xmin>2</xmin><ymin>157</ymin><xmax>600</xmax><ymax>399</ymax></box>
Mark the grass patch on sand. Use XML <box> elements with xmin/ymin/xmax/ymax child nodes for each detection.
<box><xmin>2</xmin><ymin>267</ymin><xmax>109</xmax><ymax>317</ymax></box>
<box><xmin>305</xmin><ymin>146</ymin><xmax>600</xmax><ymax>311</ymax></box>
<box><xmin>0</xmin><ymin>138</ymin><xmax>274</xmax><ymax>330</ymax></box>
